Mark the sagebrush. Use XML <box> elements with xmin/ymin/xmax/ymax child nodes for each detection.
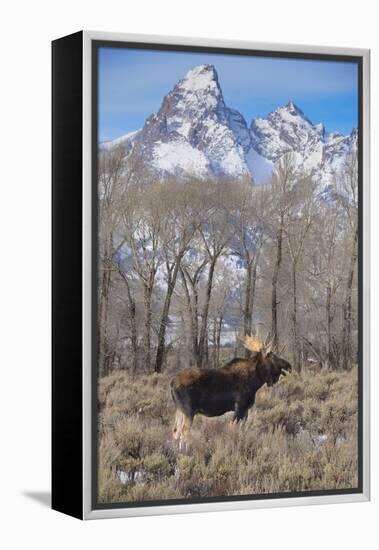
<box><xmin>97</xmin><ymin>365</ymin><xmax>358</xmax><ymax>503</ymax></box>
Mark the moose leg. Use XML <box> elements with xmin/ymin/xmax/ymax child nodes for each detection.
<box><xmin>173</xmin><ymin>410</ymin><xmax>184</xmax><ymax>441</ymax></box>
<box><xmin>179</xmin><ymin>413</ymin><xmax>193</xmax><ymax>452</ymax></box>
<box><xmin>232</xmin><ymin>402</ymin><xmax>249</xmax><ymax>424</ymax></box>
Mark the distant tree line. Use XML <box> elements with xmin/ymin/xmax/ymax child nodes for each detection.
<box><xmin>98</xmin><ymin>144</ymin><xmax>358</xmax><ymax>376</ymax></box>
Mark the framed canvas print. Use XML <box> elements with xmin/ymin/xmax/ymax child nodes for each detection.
<box><xmin>52</xmin><ymin>31</ymin><xmax>370</xmax><ymax>519</ymax></box>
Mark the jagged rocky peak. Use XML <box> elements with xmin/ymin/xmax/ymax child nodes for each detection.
<box><xmin>104</xmin><ymin>66</ymin><xmax>357</xmax><ymax>187</ymax></box>
<box><xmin>253</xmin><ymin>99</ymin><xmax>314</xmax><ymax>131</ymax></box>
<box><xmin>158</xmin><ymin>64</ymin><xmax>224</xmax><ymax>120</ymax></box>
<box><xmin>179</xmin><ymin>64</ymin><xmax>222</xmax><ymax>94</ymax></box>
<box><xmin>250</xmin><ymin>100</ymin><xmax>326</xmax><ymax>162</ymax></box>
<box><xmin>285</xmin><ymin>99</ymin><xmax>298</xmax><ymax>111</ymax></box>
<box><xmin>281</xmin><ymin>100</ymin><xmax>304</xmax><ymax>116</ymax></box>
<box><xmin>134</xmin><ymin>64</ymin><xmax>254</xmax><ymax>179</ymax></box>
<box><xmin>275</xmin><ymin>101</ymin><xmax>324</xmax><ymax>137</ymax></box>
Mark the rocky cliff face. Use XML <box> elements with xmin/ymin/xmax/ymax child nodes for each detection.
<box><xmin>104</xmin><ymin>64</ymin><xmax>357</xmax><ymax>186</ymax></box>
<box><xmin>131</xmin><ymin>64</ymin><xmax>255</xmax><ymax>179</ymax></box>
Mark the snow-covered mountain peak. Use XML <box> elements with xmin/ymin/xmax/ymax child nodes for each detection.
<box><xmin>267</xmin><ymin>100</ymin><xmax>315</xmax><ymax>131</ymax></box>
<box><xmin>285</xmin><ymin>99</ymin><xmax>297</xmax><ymax>110</ymax></box>
<box><xmin>179</xmin><ymin>64</ymin><xmax>221</xmax><ymax>93</ymax></box>
<box><xmin>104</xmin><ymin>67</ymin><xmax>357</xmax><ymax>187</ymax></box>
<box><xmin>161</xmin><ymin>63</ymin><xmax>225</xmax><ymax>119</ymax></box>
<box><xmin>250</xmin><ymin>100</ymin><xmax>325</xmax><ymax>164</ymax></box>
<box><xmin>281</xmin><ymin>100</ymin><xmax>307</xmax><ymax>118</ymax></box>
<box><xmin>129</xmin><ymin>64</ymin><xmax>255</xmax><ymax>179</ymax></box>
<box><xmin>157</xmin><ymin>63</ymin><xmax>225</xmax><ymax>122</ymax></box>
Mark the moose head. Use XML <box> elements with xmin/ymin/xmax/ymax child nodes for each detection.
<box><xmin>241</xmin><ymin>334</ymin><xmax>292</xmax><ymax>387</ymax></box>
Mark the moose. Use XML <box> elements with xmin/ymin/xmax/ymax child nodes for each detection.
<box><xmin>170</xmin><ymin>334</ymin><xmax>292</xmax><ymax>448</ymax></box>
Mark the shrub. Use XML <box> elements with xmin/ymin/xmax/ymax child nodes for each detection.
<box><xmin>97</xmin><ymin>366</ymin><xmax>358</xmax><ymax>503</ymax></box>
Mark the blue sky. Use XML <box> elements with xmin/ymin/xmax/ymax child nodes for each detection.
<box><xmin>98</xmin><ymin>47</ymin><xmax>358</xmax><ymax>142</ymax></box>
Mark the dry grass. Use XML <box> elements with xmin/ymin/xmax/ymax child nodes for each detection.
<box><xmin>97</xmin><ymin>366</ymin><xmax>358</xmax><ymax>504</ymax></box>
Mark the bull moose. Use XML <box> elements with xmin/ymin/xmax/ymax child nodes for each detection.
<box><xmin>170</xmin><ymin>335</ymin><xmax>291</xmax><ymax>447</ymax></box>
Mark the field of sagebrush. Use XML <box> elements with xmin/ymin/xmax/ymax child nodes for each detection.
<box><xmin>97</xmin><ymin>366</ymin><xmax>358</xmax><ymax>504</ymax></box>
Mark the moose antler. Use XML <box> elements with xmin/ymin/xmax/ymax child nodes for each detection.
<box><xmin>240</xmin><ymin>335</ymin><xmax>262</xmax><ymax>353</ymax></box>
<box><xmin>262</xmin><ymin>333</ymin><xmax>273</xmax><ymax>355</ymax></box>
<box><xmin>240</xmin><ymin>332</ymin><xmax>275</xmax><ymax>356</ymax></box>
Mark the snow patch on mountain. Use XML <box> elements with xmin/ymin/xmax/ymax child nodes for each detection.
<box><xmin>101</xmin><ymin>129</ymin><xmax>141</xmax><ymax>151</ymax></box>
<box><xmin>152</xmin><ymin>140</ymin><xmax>209</xmax><ymax>176</ymax></box>
<box><xmin>104</xmin><ymin>66</ymin><xmax>357</xmax><ymax>187</ymax></box>
<box><xmin>245</xmin><ymin>148</ymin><xmax>273</xmax><ymax>184</ymax></box>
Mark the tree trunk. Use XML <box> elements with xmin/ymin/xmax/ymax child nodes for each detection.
<box><xmin>129</xmin><ymin>300</ymin><xmax>138</xmax><ymax>376</ymax></box>
<box><xmin>326</xmin><ymin>284</ymin><xmax>332</xmax><ymax>369</ymax></box>
<box><xmin>292</xmin><ymin>262</ymin><xmax>300</xmax><ymax>372</ymax></box>
<box><xmin>98</xmin><ymin>234</ymin><xmax>113</xmax><ymax>377</ymax></box>
<box><xmin>154</xmin><ymin>259</ymin><xmax>183</xmax><ymax>373</ymax></box>
<box><xmin>117</xmin><ymin>267</ymin><xmax>138</xmax><ymax>375</ymax></box>
<box><xmin>212</xmin><ymin>319</ymin><xmax>217</xmax><ymax>368</ymax></box>
<box><xmin>143</xmin><ymin>285</ymin><xmax>152</xmax><ymax>372</ymax></box>
<box><xmin>180</xmin><ymin>268</ymin><xmax>199</xmax><ymax>367</ymax></box>
<box><xmin>243</xmin><ymin>262</ymin><xmax>252</xmax><ymax>337</ymax></box>
<box><xmin>343</xmin><ymin>228</ymin><xmax>358</xmax><ymax>368</ymax></box>
<box><xmin>216</xmin><ymin>315</ymin><xmax>223</xmax><ymax>368</ymax></box>
<box><xmin>198</xmin><ymin>257</ymin><xmax>217</xmax><ymax>368</ymax></box>
<box><xmin>122</xmin><ymin>275</ymin><xmax>138</xmax><ymax>376</ymax></box>
<box><xmin>250</xmin><ymin>263</ymin><xmax>258</xmax><ymax>332</ymax></box>
<box><xmin>271</xmin><ymin>224</ymin><xmax>283</xmax><ymax>351</ymax></box>
<box><xmin>243</xmin><ymin>260</ymin><xmax>258</xmax><ymax>358</ymax></box>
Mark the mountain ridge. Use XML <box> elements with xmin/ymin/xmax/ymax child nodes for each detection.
<box><xmin>102</xmin><ymin>64</ymin><xmax>357</xmax><ymax>185</ymax></box>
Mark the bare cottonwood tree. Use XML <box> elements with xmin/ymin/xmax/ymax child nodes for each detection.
<box><xmin>153</xmin><ymin>182</ymin><xmax>200</xmax><ymax>373</ymax></box>
<box><xmin>97</xmin><ymin>145</ymin><xmax>358</xmax><ymax>377</ymax></box>
<box><xmin>180</xmin><ymin>243</ymin><xmax>209</xmax><ymax>367</ymax></box>
<box><xmin>285</xmin><ymin>174</ymin><xmax>315</xmax><ymax>371</ymax></box>
<box><xmin>208</xmin><ymin>266</ymin><xmax>233</xmax><ymax>368</ymax></box>
<box><xmin>117</xmin><ymin>185</ymin><xmax>163</xmax><ymax>371</ymax></box>
<box><xmin>197</xmin><ymin>182</ymin><xmax>238</xmax><ymax>367</ymax></box>
<box><xmin>268</xmin><ymin>154</ymin><xmax>296</xmax><ymax>350</ymax></box>
<box><xmin>336</xmin><ymin>152</ymin><xmax>358</xmax><ymax>367</ymax></box>
<box><xmin>98</xmin><ymin>144</ymin><xmax>130</xmax><ymax>375</ymax></box>
<box><xmin>231</xmin><ymin>183</ymin><xmax>268</xmax><ymax>353</ymax></box>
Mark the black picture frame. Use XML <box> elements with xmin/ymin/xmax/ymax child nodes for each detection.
<box><xmin>52</xmin><ymin>31</ymin><xmax>370</xmax><ymax>520</ymax></box>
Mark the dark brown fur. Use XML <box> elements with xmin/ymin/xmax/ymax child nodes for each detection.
<box><xmin>170</xmin><ymin>351</ymin><xmax>292</xmax><ymax>443</ymax></box>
